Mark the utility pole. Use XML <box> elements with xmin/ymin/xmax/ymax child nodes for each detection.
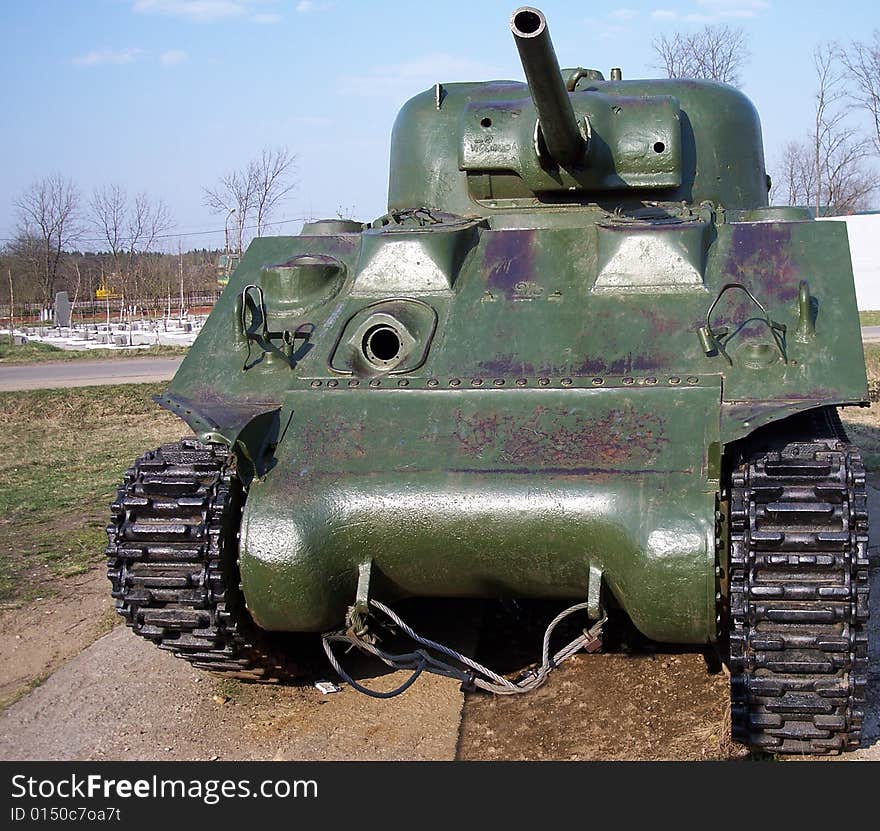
<box><xmin>7</xmin><ymin>268</ymin><xmax>13</xmax><ymax>343</ymax></box>
<box><xmin>178</xmin><ymin>241</ymin><xmax>185</xmax><ymax>321</ymax></box>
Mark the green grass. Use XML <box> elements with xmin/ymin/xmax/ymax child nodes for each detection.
<box><xmin>859</xmin><ymin>310</ymin><xmax>880</xmax><ymax>327</ymax></box>
<box><xmin>0</xmin><ymin>384</ymin><xmax>182</xmax><ymax>602</ymax></box>
<box><xmin>0</xmin><ymin>335</ymin><xmax>188</xmax><ymax>364</ymax></box>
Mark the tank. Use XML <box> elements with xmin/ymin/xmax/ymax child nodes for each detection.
<box><xmin>106</xmin><ymin>7</ymin><xmax>870</xmax><ymax>754</ymax></box>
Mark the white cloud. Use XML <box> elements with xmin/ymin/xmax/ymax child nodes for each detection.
<box><xmin>651</xmin><ymin>9</ymin><xmax>678</xmax><ymax>20</ymax></box>
<box><xmin>687</xmin><ymin>0</ymin><xmax>770</xmax><ymax>22</ymax></box>
<box><xmin>133</xmin><ymin>1</ymin><xmax>249</xmax><ymax>23</ymax></box>
<box><xmin>609</xmin><ymin>8</ymin><xmax>639</xmax><ymax>22</ymax></box>
<box><xmin>73</xmin><ymin>48</ymin><xmax>143</xmax><ymax>66</ymax></box>
<box><xmin>252</xmin><ymin>12</ymin><xmax>282</xmax><ymax>23</ymax></box>
<box><xmin>160</xmin><ymin>49</ymin><xmax>188</xmax><ymax>65</ymax></box>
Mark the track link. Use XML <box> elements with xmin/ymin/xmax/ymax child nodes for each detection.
<box><xmin>106</xmin><ymin>438</ymin><xmax>295</xmax><ymax>680</ymax></box>
<box><xmin>728</xmin><ymin>410</ymin><xmax>870</xmax><ymax>753</ymax></box>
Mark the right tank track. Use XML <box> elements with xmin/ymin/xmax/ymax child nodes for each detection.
<box><xmin>106</xmin><ymin>438</ymin><xmax>297</xmax><ymax>680</ymax></box>
<box><xmin>728</xmin><ymin>408</ymin><xmax>870</xmax><ymax>754</ymax></box>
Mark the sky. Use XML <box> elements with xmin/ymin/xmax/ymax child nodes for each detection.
<box><xmin>1</xmin><ymin>0</ymin><xmax>879</xmax><ymax>251</ymax></box>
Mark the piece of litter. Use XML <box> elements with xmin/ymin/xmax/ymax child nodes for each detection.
<box><xmin>314</xmin><ymin>680</ymin><xmax>341</xmax><ymax>695</ymax></box>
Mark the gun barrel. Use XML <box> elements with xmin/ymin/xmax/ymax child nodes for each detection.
<box><xmin>510</xmin><ymin>7</ymin><xmax>586</xmax><ymax>166</ymax></box>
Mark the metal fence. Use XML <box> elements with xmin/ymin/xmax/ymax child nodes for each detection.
<box><xmin>2</xmin><ymin>291</ymin><xmax>224</xmax><ymax>321</ymax></box>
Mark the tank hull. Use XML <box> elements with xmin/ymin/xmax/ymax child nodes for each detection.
<box><xmin>239</xmin><ymin>383</ymin><xmax>719</xmax><ymax>642</ymax></box>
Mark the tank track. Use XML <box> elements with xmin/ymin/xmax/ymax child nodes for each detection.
<box><xmin>106</xmin><ymin>438</ymin><xmax>295</xmax><ymax>680</ymax></box>
<box><xmin>728</xmin><ymin>409</ymin><xmax>870</xmax><ymax>753</ymax></box>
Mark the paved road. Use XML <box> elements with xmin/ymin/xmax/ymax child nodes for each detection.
<box><xmin>0</xmin><ymin>357</ymin><xmax>183</xmax><ymax>391</ymax></box>
<box><xmin>863</xmin><ymin>326</ymin><xmax>880</xmax><ymax>342</ymax></box>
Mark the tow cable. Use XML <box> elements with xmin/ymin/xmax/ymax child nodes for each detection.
<box><xmin>322</xmin><ymin>599</ymin><xmax>606</xmax><ymax>699</ymax></box>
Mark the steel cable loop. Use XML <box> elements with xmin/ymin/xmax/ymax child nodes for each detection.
<box><xmin>321</xmin><ymin>599</ymin><xmax>606</xmax><ymax>698</ymax></box>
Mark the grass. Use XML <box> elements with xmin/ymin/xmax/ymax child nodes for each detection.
<box><xmin>0</xmin><ymin>335</ymin><xmax>188</xmax><ymax>364</ymax></box>
<box><xmin>0</xmin><ymin>383</ymin><xmax>182</xmax><ymax>603</ymax></box>
<box><xmin>836</xmin><ymin>342</ymin><xmax>880</xmax><ymax>471</ymax></box>
<box><xmin>859</xmin><ymin>310</ymin><xmax>880</xmax><ymax>327</ymax></box>
<box><xmin>863</xmin><ymin>342</ymin><xmax>880</xmax><ymax>381</ymax></box>
<box><xmin>0</xmin><ymin>671</ymin><xmax>51</xmax><ymax>712</ymax></box>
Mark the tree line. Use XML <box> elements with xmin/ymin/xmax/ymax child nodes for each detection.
<box><xmin>1</xmin><ymin>146</ymin><xmax>297</xmax><ymax>319</ymax></box>
<box><xmin>653</xmin><ymin>25</ymin><xmax>880</xmax><ymax>214</ymax></box>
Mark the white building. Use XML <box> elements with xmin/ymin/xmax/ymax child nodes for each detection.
<box><xmin>817</xmin><ymin>213</ymin><xmax>880</xmax><ymax>309</ymax></box>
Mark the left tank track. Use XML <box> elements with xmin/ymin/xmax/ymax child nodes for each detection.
<box><xmin>106</xmin><ymin>438</ymin><xmax>295</xmax><ymax>680</ymax></box>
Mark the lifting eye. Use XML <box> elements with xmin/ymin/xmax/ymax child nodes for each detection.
<box><xmin>362</xmin><ymin>324</ymin><xmax>403</xmax><ymax>365</ymax></box>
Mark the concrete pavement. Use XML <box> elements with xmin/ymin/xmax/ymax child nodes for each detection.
<box><xmin>0</xmin><ymin>357</ymin><xmax>183</xmax><ymax>391</ymax></box>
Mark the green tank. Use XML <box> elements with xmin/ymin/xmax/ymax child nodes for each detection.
<box><xmin>107</xmin><ymin>7</ymin><xmax>870</xmax><ymax>754</ymax></box>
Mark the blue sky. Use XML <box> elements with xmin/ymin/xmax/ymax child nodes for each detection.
<box><xmin>1</xmin><ymin>0</ymin><xmax>878</xmax><ymax>250</ymax></box>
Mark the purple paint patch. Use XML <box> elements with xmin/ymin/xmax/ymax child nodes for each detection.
<box><xmin>484</xmin><ymin>230</ymin><xmax>537</xmax><ymax>300</ymax></box>
<box><xmin>724</xmin><ymin>223</ymin><xmax>800</xmax><ymax>303</ymax></box>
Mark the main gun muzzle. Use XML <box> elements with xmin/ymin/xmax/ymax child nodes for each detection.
<box><xmin>510</xmin><ymin>7</ymin><xmax>587</xmax><ymax>167</ymax></box>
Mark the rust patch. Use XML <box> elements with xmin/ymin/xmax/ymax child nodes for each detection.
<box><xmin>485</xmin><ymin>230</ymin><xmax>537</xmax><ymax>300</ymax></box>
<box><xmin>453</xmin><ymin>404</ymin><xmax>667</xmax><ymax>468</ymax></box>
<box><xmin>299</xmin><ymin>417</ymin><xmax>367</xmax><ymax>461</ymax></box>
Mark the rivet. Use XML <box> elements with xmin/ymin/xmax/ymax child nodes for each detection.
<box><xmin>449</xmin><ymin>378</ymin><xmax>461</xmax><ymax>387</ymax></box>
<box><xmin>348</xmin><ymin>379</ymin><xmax>360</xmax><ymax>387</ymax></box>
<box><xmin>515</xmin><ymin>378</ymin><xmax>527</xmax><ymax>386</ymax></box>
<box><xmin>591</xmin><ymin>377</ymin><xmax>604</xmax><ymax>386</ymax></box>
<box><xmin>669</xmin><ymin>376</ymin><xmax>681</xmax><ymax>385</ymax></box>
<box><xmin>472</xmin><ymin>378</ymin><xmax>484</xmax><ymax>387</ymax></box>
<box><xmin>622</xmin><ymin>377</ymin><xmax>634</xmax><ymax>385</ymax></box>
<box><xmin>398</xmin><ymin>379</ymin><xmax>409</xmax><ymax>387</ymax></box>
<box><xmin>427</xmin><ymin>379</ymin><xmax>439</xmax><ymax>388</ymax></box>
<box><xmin>327</xmin><ymin>379</ymin><xmax>339</xmax><ymax>388</ymax></box>
<box><xmin>310</xmin><ymin>380</ymin><xmax>322</xmax><ymax>388</ymax></box>
<box><xmin>645</xmin><ymin>377</ymin><xmax>657</xmax><ymax>385</ymax></box>
<box><xmin>687</xmin><ymin>376</ymin><xmax>699</xmax><ymax>385</ymax></box>
<box><xmin>493</xmin><ymin>378</ymin><xmax>505</xmax><ymax>386</ymax></box>
<box><xmin>370</xmin><ymin>379</ymin><xmax>381</xmax><ymax>388</ymax></box>
<box><xmin>561</xmin><ymin>377</ymin><xmax>573</xmax><ymax>387</ymax></box>
<box><xmin>538</xmin><ymin>378</ymin><xmax>550</xmax><ymax>386</ymax></box>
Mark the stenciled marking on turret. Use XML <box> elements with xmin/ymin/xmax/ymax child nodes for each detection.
<box><xmin>484</xmin><ymin>230</ymin><xmax>538</xmax><ymax>300</ymax></box>
<box><xmin>452</xmin><ymin>404</ymin><xmax>668</xmax><ymax>468</ymax></box>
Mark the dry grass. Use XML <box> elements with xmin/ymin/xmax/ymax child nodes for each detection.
<box><xmin>0</xmin><ymin>383</ymin><xmax>182</xmax><ymax>601</ymax></box>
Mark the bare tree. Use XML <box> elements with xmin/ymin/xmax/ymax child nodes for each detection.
<box><xmin>14</xmin><ymin>174</ymin><xmax>81</xmax><ymax>305</ymax></box>
<box><xmin>772</xmin><ymin>44</ymin><xmax>879</xmax><ymax>214</ymax></box>
<box><xmin>250</xmin><ymin>147</ymin><xmax>297</xmax><ymax>237</ymax></box>
<box><xmin>652</xmin><ymin>25</ymin><xmax>750</xmax><ymax>86</ymax></box>
<box><xmin>839</xmin><ymin>31</ymin><xmax>880</xmax><ymax>154</ymax></box>
<box><xmin>203</xmin><ymin>170</ymin><xmax>254</xmax><ymax>256</ymax></box>
<box><xmin>204</xmin><ymin>145</ymin><xmax>297</xmax><ymax>252</ymax></box>
<box><xmin>90</xmin><ymin>185</ymin><xmax>174</xmax><ymax>317</ymax></box>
